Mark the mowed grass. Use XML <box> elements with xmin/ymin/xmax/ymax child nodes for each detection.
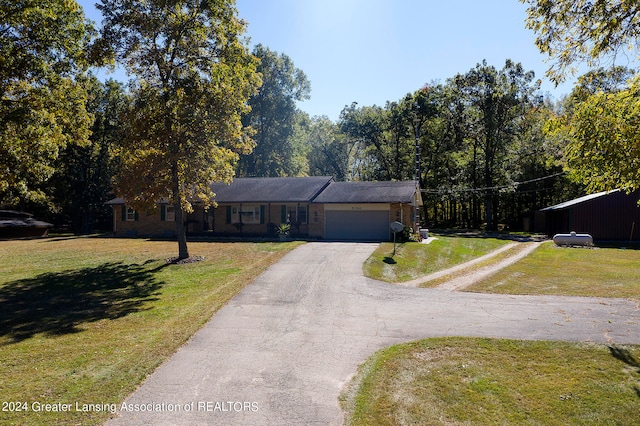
<box><xmin>363</xmin><ymin>235</ymin><xmax>510</xmax><ymax>283</ymax></box>
<box><xmin>341</xmin><ymin>337</ymin><xmax>640</xmax><ymax>426</ymax></box>
<box><xmin>347</xmin><ymin>241</ymin><xmax>640</xmax><ymax>425</ymax></box>
<box><xmin>468</xmin><ymin>242</ymin><xmax>640</xmax><ymax>298</ymax></box>
<box><xmin>0</xmin><ymin>237</ymin><xmax>301</xmax><ymax>425</ymax></box>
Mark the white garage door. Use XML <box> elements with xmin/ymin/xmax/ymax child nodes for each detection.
<box><xmin>325</xmin><ymin>210</ymin><xmax>390</xmax><ymax>241</ymax></box>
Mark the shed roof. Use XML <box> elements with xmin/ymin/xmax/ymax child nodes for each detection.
<box><xmin>540</xmin><ymin>190</ymin><xmax>619</xmax><ymax>211</ymax></box>
<box><xmin>313</xmin><ymin>181</ymin><xmax>420</xmax><ymax>204</ymax></box>
<box><xmin>210</xmin><ymin>176</ymin><xmax>333</xmax><ymax>203</ymax></box>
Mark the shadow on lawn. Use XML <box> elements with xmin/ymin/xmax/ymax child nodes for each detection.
<box><xmin>608</xmin><ymin>345</ymin><xmax>640</xmax><ymax>398</ymax></box>
<box><xmin>0</xmin><ymin>261</ymin><xmax>165</xmax><ymax>344</ymax></box>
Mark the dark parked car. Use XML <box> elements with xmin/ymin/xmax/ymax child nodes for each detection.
<box><xmin>0</xmin><ymin>210</ymin><xmax>52</xmax><ymax>239</ymax></box>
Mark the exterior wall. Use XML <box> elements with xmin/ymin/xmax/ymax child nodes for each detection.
<box><xmin>210</xmin><ymin>203</ymin><xmax>312</xmax><ymax>237</ymax></box>
<box><xmin>186</xmin><ymin>205</ymin><xmax>212</xmax><ymax>234</ymax></box>
<box><xmin>308</xmin><ymin>204</ymin><xmax>324</xmax><ymax>239</ymax></box>
<box><xmin>111</xmin><ymin>201</ymin><xmax>417</xmax><ymax>240</ymax></box>
<box><xmin>111</xmin><ymin>205</ymin><xmax>175</xmax><ymax>237</ymax></box>
<box><xmin>390</xmin><ymin>202</ymin><xmax>414</xmax><ymax>231</ymax></box>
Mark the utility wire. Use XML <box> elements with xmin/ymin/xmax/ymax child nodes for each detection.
<box><xmin>421</xmin><ymin>171</ymin><xmax>566</xmax><ymax>195</ymax></box>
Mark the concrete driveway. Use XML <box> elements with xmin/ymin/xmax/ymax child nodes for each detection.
<box><xmin>108</xmin><ymin>242</ymin><xmax>640</xmax><ymax>425</ymax></box>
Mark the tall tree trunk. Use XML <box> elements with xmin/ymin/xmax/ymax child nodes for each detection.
<box><xmin>484</xmin><ymin>157</ymin><xmax>494</xmax><ymax>230</ymax></box>
<box><xmin>172</xmin><ymin>162</ymin><xmax>189</xmax><ymax>259</ymax></box>
<box><xmin>175</xmin><ymin>200</ymin><xmax>189</xmax><ymax>260</ymax></box>
<box><xmin>485</xmin><ymin>192</ymin><xmax>494</xmax><ymax>231</ymax></box>
<box><xmin>471</xmin><ymin>141</ymin><xmax>480</xmax><ymax>228</ymax></box>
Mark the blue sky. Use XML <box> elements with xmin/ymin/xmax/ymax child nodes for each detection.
<box><xmin>79</xmin><ymin>0</ymin><xmax>576</xmax><ymax>121</ymax></box>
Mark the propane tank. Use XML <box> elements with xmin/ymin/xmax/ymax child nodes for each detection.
<box><xmin>553</xmin><ymin>231</ymin><xmax>593</xmax><ymax>246</ymax></box>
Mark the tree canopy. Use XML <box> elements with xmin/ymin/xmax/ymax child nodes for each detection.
<box><xmin>524</xmin><ymin>0</ymin><xmax>640</xmax><ymax>195</ymax></box>
<box><xmin>49</xmin><ymin>76</ymin><xmax>129</xmax><ymax>233</ymax></box>
<box><xmin>0</xmin><ymin>0</ymin><xmax>94</xmax><ymax>208</ymax></box>
<box><xmin>237</xmin><ymin>44</ymin><xmax>310</xmax><ymax>177</ymax></box>
<box><xmin>549</xmin><ymin>74</ymin><xmax>640</xmax><ymax>195</ymax></box>
<box><xmin>0</xmin><ymin>1</ymin><xmax>597</xmax><ymax>235</ymax></box>
<box><xmin>450</xmin><ymin>60</ymin><xmax>541</xmax><ymax>229</ymax></box>
<box><xmin>98</xmin><ymin>0</ymin><xmax>261</xmax><ymax>258</ymax></box>
<box><xmin>521</xmin><ymin>0</ymin><xmax>640</xmax><ymax>84</ymax></box>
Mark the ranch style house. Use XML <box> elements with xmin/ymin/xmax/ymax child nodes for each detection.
<box><xmin>106</xmin><ymin>176</ymin><xmax>422</xmax><ymax>241</ymax></box>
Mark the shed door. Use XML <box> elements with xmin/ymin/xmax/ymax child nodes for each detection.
<box><xmin>325</xmin><ymin>210</ymin><xmax>390</xmax><ymax>241</ymax></box>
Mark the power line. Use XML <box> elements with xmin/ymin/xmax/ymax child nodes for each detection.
<box><xmin>421</xmin><ymin>171</ymin><xmax>566</xmax><ymax>195</ymax></box>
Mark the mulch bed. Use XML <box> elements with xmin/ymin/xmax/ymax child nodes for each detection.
<box><xmin>165</xmin><ymin>255</ymin><xmax>205</xmax><ymax>264</ymax></box>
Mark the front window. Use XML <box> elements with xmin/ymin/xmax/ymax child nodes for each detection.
<box><xmin>126</xmin><ymin>207</ymin><xmax>136</xmax><ymax>221</ymax></box>
<box><xmin>165</xmin><ymin>205</ymin><xmax>175</xmax><ymax>221</ymax></box>
<box><xmin>286</xmin><ymin>205</ymin><xmax>308</xmax><ymax>224</ymax></box>
<box><xmin>232</xmin><ymin>205</ymin><xmax>261</xmax><ymax>224</ymax></box>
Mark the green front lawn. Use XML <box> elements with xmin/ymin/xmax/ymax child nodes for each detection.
<box><xmin>341</xmin><ymin>337</ymin><xmax>640</xmax><ymax>426</ymax></box>
<box><xmin>363</xmin><ymin>234</ymin><xmax>511</xmax><ymax>283</ymax></box>
<box><xmin>468</xmin><ymin>242</ymin><xmax>640</xmax><ymax>298</ymax></box>
<box><xmin>0</xmin><ymin>237</ymin><xmax>301</xmax><ymax>425</ymax></box>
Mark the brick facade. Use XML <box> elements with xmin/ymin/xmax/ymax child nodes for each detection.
<box><xmin>208</xmin><ymin>203</ymin><xmax>312</xmax><ymax>237</ymax></box>
<box><xmin>107</xmin><ymin>178</ymin><xmax>422</xmax><ymax>240</ymax></box>
<box><xmin>308</xmin><ymin>203</ymin><xmax>324</xmax><ymax>239</ymax></box>
<box><xmin>390</xmin><ymin>202</ymin><xmax>415</xmax><ymax>231</ymax></box>
<box><xmin>111</xmin><ymin>205</ymin><xmax>175</xmax><ymax>237</ymax></box>
<box><xmin>111</xmin><ymin>201</ymin><xmax>417</xmax><ymax>239</ymax></box>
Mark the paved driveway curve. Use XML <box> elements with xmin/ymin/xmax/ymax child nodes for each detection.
<box><xmin>108</xmin><ymin>242</ymin><xmax>640</xmax><ymax>425</ymax></box>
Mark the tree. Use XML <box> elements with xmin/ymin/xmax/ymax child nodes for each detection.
<box><xmin>307</xmin><ymin>115</ymin><xmax>358</xmax><ymax>180</ymax></box>
<box><xmin>99</xmin><ymin>0</ymin><xmax>261</xmax><ymax>259</ymax></box>
<box><xmin>412</xmin><ymin>84</ymin><xmax>468</xmax><ymax>227</ymax></box>
<box><xmin>525</xmin><ymin>0</ymin><xmax>640</xmax><ymax>194</ymax></box>
<box><xmin>521</xmin><ymin>0</ymin><xmax>640</xmax><ymax>84</ymax></box>
<box><xmin>237</xmin><ymin>44</ymin><xmax>310</xmax><ymax>177</ymax></box>
<box><xmin>339</xmin><ymin>102</ymin><xmax>415</xmax><ymax>182</ymax></box>
<box><xmin>450</xmin><ymin>60</ymin><xmax>541</xmax><ymax>230</ymax></box>
<box><xmin>559</xmin><ymin>77</ymin><xmax>640</xmax><ymax>195</ymax></box>
<box><xmin>0</xmin><ymin>0</ymin><xmax>95</xmax><ymax>210</ymax></box>
<box><xmin>338</xmin><ymin>88</ymin><xmax>440</xmax><ymax>185</ymax></box>
<box><xmin>505</xmin><ymin>98</ymin><xmax>579</xmax><ymax>222</ymax></box>
<box><xmin>568</xmin><ymin>66</ymin><xmax>636</xmax><ymax>103</ymax></box>
<box><xmin>50</xmin><ymin>76</ymin><xmax>129</xmax><ymax>233</ymax></box>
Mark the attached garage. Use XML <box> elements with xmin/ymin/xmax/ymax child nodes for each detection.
<box><xmin>324</xmin><ymin>204</ymin><xmax>390</xmax><ymax>241</ymax></box>
<box><xmin>313</xmin><ymin>181</ymin><xmax>422</xmax><ymax>241</ymax></box>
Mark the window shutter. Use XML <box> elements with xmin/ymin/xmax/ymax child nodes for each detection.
<box><xmin>281</xmin><ymin>205</ymin><xmax>287</xmax><ymax>223</ymax></box>
<box><xmin>226</xmin><ymin>206</ymin><xmax>231</xmax><ymax>224</ymax></box>
<box><xmin>121</xmin><ymin>206</ymin><xmax>126</xmax><ymax>222</ymax></box>
<box><xmin>260</xmin><ymin>205</ymin><xmax>265</xmax><ymax>224</ymax></box>
<box><xmin>160</xmin><ymin>205</ymin><xmax>166</xmax><ymax>221</ymax></box>
<box><xmin>134</xmin><ymin>210</ymin><xmax>139</xmax><ymax>221</ymax></box>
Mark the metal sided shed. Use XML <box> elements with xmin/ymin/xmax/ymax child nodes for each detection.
<box><xmin>540</xmin><ymin>189</ymin><xmax>640</xmax><ymax>242</ymax></box>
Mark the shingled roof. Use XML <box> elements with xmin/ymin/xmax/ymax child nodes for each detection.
<box><xmin>313</xmin><ymin>181</ymin><xmax>420</xmax><ymax>204</ymax></box>
<box><xmin>210</xmin><ymin>176</ymin><xmax>333</xmax><ymax>203</ymax></box>
<box><xmin>107</xmin><ymin>177</ymin><xmax>422</xmax><ymax>206</ymax></box>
